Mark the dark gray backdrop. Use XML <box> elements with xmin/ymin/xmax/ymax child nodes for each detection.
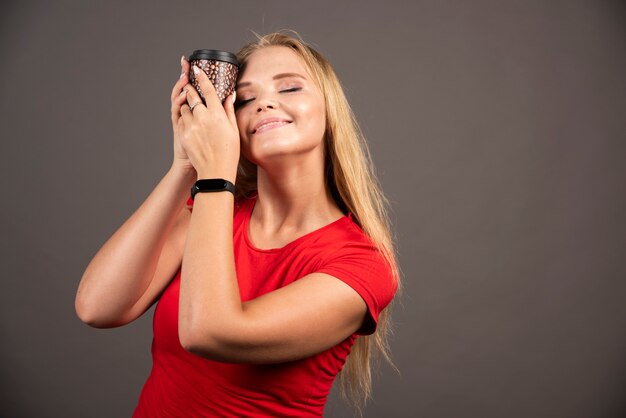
<box><xmin>1</xmin><ymin>1</ymin><xmax>625</xmax><ymax>417</ymax></box>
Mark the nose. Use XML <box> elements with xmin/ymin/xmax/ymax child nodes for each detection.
<box><xmin>256</xmin><ymin>95</ymin><xmax>278</xmax><ymax>112</ymax></box>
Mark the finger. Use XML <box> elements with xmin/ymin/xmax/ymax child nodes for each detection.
<box><xmin>180</xmin><ymin>101</ymin><xmax>194</xmax><ymax>125</ymax></box>
<box><xmin>171</xmin><ymin>74</ymin><xmax>188</xmax><ymax>103</ymax></box>
<box><xmin>170</xmin><ymin>57</ymin><xmax>190</xmax><ymax>103</ymax></box>
<box><xmin>182</xmin><ymin>56</ymin><xmax>190</xmax><ymax>74</ymax></box>
<box><xmin>191</xmin><ymin>65</ymin><xmax>222</xmax><ymax>109</ymax></box>
<box><xmin>171</xmin><ymin>89</ymin><xmax>188</xmax><ymax>125</ymax></box>
<box><xmin>224</xmin><ymin>92</ymin><xmax>237</xmax><ymax>128</ymax></box>
<box><xmin>184</xmin><ymin>85</ymin><xmax>207</xmax><ymax>115</ymax></box>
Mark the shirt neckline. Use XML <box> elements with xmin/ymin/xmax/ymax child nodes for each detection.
<box><xmin>242</xmin><ymin>194</ymin><xmax>351</xmax><ymax>253</ymax></box>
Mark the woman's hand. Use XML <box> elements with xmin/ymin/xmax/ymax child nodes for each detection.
<box><xmin>177</xmin><ymin>65</ymin><xmax>239</xmax><ymax>183</ymax></box>
<box><xmin>171</xmin><ymin>57</ymin><xmax>195</xmax><ymax>173</ymax></box>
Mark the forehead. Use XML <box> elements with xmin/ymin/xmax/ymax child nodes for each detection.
<box><xmin>239</xmin><ymin>46</ymin><xmax>311</xmax><ymax>82</ymax></box>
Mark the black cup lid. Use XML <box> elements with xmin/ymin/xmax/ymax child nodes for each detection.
<box><xmin>188</xmin><ymin>49</ymin><xmax>239</xmax><ymax>66</ymax></box>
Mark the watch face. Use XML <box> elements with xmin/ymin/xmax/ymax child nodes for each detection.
<box><xmin>196</xmin><ymin>179</ymin><xmax>227</xmax><ymax>189</ymax></box>
<box><xmin>191</xmin><ymin>179</ymin><xmax>235</xmax><ymax>199</ymax></box>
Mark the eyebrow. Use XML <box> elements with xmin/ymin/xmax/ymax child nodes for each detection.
<box><xmin>236</xmin><ymin>73</ymin><xmax>306</xmax><ymax>89</ymax></box>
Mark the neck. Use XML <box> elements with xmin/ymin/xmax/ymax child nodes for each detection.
<box><xmin>251</xmin><ymin>148</ymin><xmax>343</xmax><ymax>232</ymax></box>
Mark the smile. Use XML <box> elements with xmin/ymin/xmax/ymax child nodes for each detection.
<box><xmin>252</xmin><ymin>119</ymin><xmax>292</xmax><ymax>134</ymax></box>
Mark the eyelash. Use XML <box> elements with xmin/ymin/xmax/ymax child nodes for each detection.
<box><xmin>236</xmin><ymin>87</ymin><xmax>302</xmax><ymax>107</ymax></box>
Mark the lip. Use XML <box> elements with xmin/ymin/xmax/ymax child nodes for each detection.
<box><xmin>252</xmin><ymin>117</ymin><xmax>292</xmax><ymax>134</ymax></box>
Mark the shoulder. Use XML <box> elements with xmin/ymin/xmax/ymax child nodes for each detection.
<box><xmin>315</xmin><ymin>217</ymin><xmax>398</xmax><ymax>334</ymax></box>
<box><xmin>320</xmin><ymin>215</ymin><xmax>390</xmax><ymax>263</ymax></box>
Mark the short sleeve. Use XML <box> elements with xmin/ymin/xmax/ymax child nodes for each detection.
<box><xmin>316</xmin><ymin>240</ymin><xmax>398</xmax><ymax>335</ymax></box>
<box><xmin>185</xmin><ymin>196</ymin><xmax>194</xmax><ymax>211</ymax></box>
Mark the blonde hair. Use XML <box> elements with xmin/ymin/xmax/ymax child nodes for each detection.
<box><xmin>234</xmin><ymin>30</ymin><xmax>402</xmax><ymax>414</ymax></box>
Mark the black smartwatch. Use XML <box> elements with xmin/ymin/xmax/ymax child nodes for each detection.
<box><xmin>191</xmin><ymin>179</ymin><xmax>235</xmax><ymax>200</ymax></box>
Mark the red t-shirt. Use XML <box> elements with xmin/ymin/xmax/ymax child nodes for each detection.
<box><xmin>132</xmin><ymin>193</ymin><xmax>397</xmax><ymax>417</ymax></box>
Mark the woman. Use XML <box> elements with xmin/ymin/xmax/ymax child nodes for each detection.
<box><xmin>75</xmin><ymin>31</ymin><xmax>400</xmax><ymax>417</ymax></box>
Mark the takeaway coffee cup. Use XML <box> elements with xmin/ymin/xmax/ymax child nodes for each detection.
<box><xmin>188</xmin><ymin>49</ymin><xmax>239</xmax><ymax>104</ymax></box>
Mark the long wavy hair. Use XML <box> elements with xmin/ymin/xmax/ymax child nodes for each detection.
<box><xmin>234</xmin><ymin>31</ymin><xmax>402</xmax><ymax>414</ymax></box>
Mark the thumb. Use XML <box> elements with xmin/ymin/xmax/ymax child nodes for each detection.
<box><xmin>224</xmin><ymin>92</ymin><xmax>237</xmax><ymax>128</ymax></box>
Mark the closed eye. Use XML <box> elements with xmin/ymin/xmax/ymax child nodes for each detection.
<box><xmin>235</xmin><ymin>98</ymin><xmax>254</xmax><ymax>108</ymax></box>
<box><xmin>235</xmin><ymin>88</ymin><xmax>302</xmax><ymax>109</ymax></box>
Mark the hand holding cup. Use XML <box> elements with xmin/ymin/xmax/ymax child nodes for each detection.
<box><xmin>178</xmin><ymin>62</ymin><xmax>239</xmax><ymax>183</ymax></box>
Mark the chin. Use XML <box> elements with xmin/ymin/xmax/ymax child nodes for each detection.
<box><xmin>245</xmin><ymin>138</ymin><xmax>323</xmax><ymax>167</ymax></box>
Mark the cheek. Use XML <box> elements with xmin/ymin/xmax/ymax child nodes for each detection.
<box><xmin>235</xmin><ymin>112</ymin><xmax>245</xmax><ymax>133</ymax></box>
<box><xmin>235</xmin><ymin>113</ymin><xmax>251</xmax><ymax>142</ymax></box>
<box><xmin>295</xmin><ymin>100</ymin><xmax>326</xmax><ymax>137</ymax></box>
<box><xmin>235</xmin><ymin>114</ymin><xmax>253</xmax><ymax>157</ymax></box>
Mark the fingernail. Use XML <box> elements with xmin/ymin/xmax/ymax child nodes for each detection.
<box><xmin>232</xmin><ymin>92</ymin><xmax>236</xmax><ymax>104</ymax></box>
<box><xmin>192</xmin><ymin>65</ymin><xmax>200</xmax><ymax>75</ymax></box>
<box><xmin>180</xmin><ymin>55</ymin><xmax>185</xmax><ymax>66</ymax></box>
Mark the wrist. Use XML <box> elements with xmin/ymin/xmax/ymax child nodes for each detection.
<box><xmin>191</xmin><ymin>179</ymin><xmax>236</xmax><ymax>200</ymax></box>
<box><xmin>170</xmin><ymin>162</ymin><xmax>197</xmax><ymax>178</ymax></box>
<box><xmin>196</xmin><ymin>171</ymin><xmax>237</xmax><ymax>185</ymax></box>
<box><xmin>168</xmin><ymin>164</ymin><xmax>198</xmax><ymax>191</ymax></box>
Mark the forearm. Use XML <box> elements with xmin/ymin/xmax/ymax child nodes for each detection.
<box><xmin>178</xmin><ymin>191</ymin><xmax>241</xmax><ymax>351</ymax></box>
<box><xmin>76</xmin><ymin>164</ymin><xmax>196</xmax><ymax>324</ymax></box>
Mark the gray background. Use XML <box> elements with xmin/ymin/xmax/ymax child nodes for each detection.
<box><xmin>1</xmin><ymin>1</ymin><xmax>625</xmax><ymax>417</ymax></box>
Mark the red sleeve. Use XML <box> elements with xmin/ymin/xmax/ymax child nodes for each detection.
<box><xmin>316</xmin><ymin>241</ymin><xmax>398</xmax><ymax>335</ymax></box>
<box><xmin>186</xmin><ymin>196</ymin><xmax>194</xmax><ymax>211</ymax></box>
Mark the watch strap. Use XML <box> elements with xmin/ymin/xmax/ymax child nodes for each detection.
<box><xmin>191</xmin><ymin>179</ymin><xmax>235</xmax><ymax>200</ymax></box>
